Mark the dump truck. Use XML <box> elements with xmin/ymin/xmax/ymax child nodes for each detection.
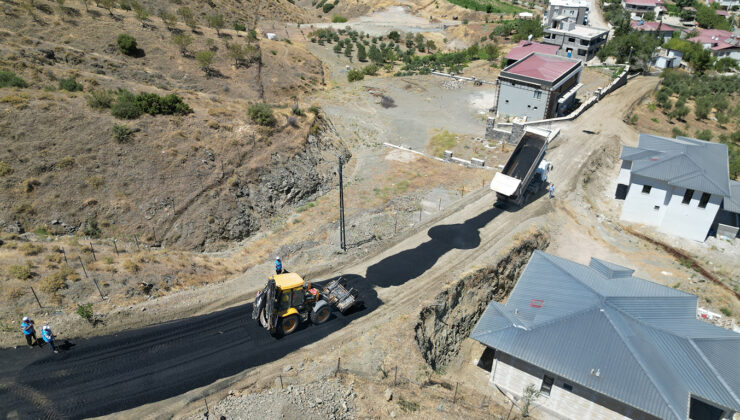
<box><xmin>490</xmin><ymin>130</ymin><xmax>550</xmax><ymax>206</ymax></box>
<box><xmin>251</xmin><ymin>273</ymin><xmax>361</xmax><ymax>336</ymax></box>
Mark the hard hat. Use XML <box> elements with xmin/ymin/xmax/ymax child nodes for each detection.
<box><xmin>22</xmin><ymin>316</ymin><xmax>29</xmax><ymax>321</ymax></box>
<box><xmin>276</xmin><ymin>256</ymin><xmax>281</xmax><ymax>261</ymax></box>
<box><xmin>43</xmin><ymin>326</ymin><xmax>50</xmax><ymax>331</ymax></box>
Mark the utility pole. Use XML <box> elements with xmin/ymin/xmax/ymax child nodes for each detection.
<box><xmin>338</xmin><ymin>157</ymin><xmax>346</xmax><ymax>251</ymax></box>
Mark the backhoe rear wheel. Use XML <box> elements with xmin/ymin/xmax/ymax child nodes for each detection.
<box><xmin>280</xmin><ymin>315</ymin><xmax>299</xmax><ymax>335</ymax></box>
<box><xmin>311</xmin><ymin>302</ymin><xmax>331</xmax><ymax>325</ymax></box>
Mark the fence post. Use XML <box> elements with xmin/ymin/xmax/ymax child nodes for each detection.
<box><xmin>92</xmin><ymin>278</ymin><xmax>105</xmax><ymax>301</ymax></box>
<box><xmin>61</xmin><ymin>247</ymin><xmax>68</xmax><ymax>265</ymax></box>
<box><xmin>78</xmin><ymin>256</ymin><xmax>88</xmax><ymax>278</ymax></box>
<box><xmin>453</xmin><ymin>382</ymin><xmax>458</xmax><ymax>405</ymax></box>
<box><xmin>133</xmin><ymin>234</ymin><xmax>140</xmax><ymax>251</ymax></box>
<box><xmin>30</xmin><ymin>287</ymin><xmax>42</xmax><ymax>308</ymax></box>
<box><xmin>279</xmin><ymin>375</ymin><xmax>283</xmax><ymax>389</ymax></box>
<box><xmin>89</xmin><ymin>242</ymin><xmax>96</xmax><ymax>261</ymax></box>
<box><xmin>112</xmin><ymin>239</ymin><xmax>119</xmax><ymax>255</ymax></box>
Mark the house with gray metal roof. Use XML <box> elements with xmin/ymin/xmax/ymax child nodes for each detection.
<box><xmin>471</xmin><ymin>251</ymin><xmax>740</xmax><ymax>420</ymax></box>
<box><xmin>615</xmin><ymin>133</ymin><xmax>740</xmax><ymax>241</ymax></box>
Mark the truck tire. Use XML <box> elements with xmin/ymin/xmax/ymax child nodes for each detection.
<box><xmin>310</xmin><ymin>301</ymin><xmax>331</xmax><ymax>324</ymax></box>
<box><xmin>280</xmin><ymin>315</ymin><xmax>299</xmax><ymax>335</ymax></box>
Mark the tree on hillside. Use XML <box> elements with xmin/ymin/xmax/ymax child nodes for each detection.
<box><xmin>357</xmin><ymin>43</ymin><xmax>367</xmax><ymax>61</ymax></box>
<box><xmin>696</xmin><ymin>4</ymin><xmax>730</xmax><ymax>29</ymax></box>
<box><xmin>171</xmin><ymin>33</ymin><xmax>193</xmax><ymax>56</ymax></box>
<box><xmin>195</xmin><ymin>50</ymin><xmax>215</xmax><ymax>76</ymax></box>
<box><xmin>226</xmin><ymin>43</ymin><xmax>258</xmax><ymax>67</ymax></box>
<box><xmin>207</xmin><ymin>14</ymin><xmax>225</xmax><ymax>37</ymax></box>
<box><xmin>597</xmin><ymin>32</ymin><xmax>661</xmax><ymax>69</ymax></box>
<box><xmin>177</xmin><ymin>7</ymin><xmax>197</xmax><ymax>31</ymax></box>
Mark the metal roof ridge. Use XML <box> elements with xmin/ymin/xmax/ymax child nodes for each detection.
<box><xmin>537</xmin><ymin>252</ymin><xmax>607</xmax><ymax>296</ymax></box>
<box><xmin>601</xmin><ymin>305</ymin><xmax>686</xmax><ymax>420</ymax></box>
<box><xmin>687</xmin><ymin>339</ymin><xmax>740</xmax><ymax>408</ymax></box>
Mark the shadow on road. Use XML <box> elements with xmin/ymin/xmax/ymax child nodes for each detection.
<box><xmin>0</xmin><ymin>207</ymin><xmax>501</xmax><ymax>419</ymax></box>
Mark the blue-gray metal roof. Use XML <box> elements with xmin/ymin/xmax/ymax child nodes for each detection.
<box><xmin>470</xmin><ymin>251</ymin><xmax>740</xmax><ymax>420</ymax></box>
<box><xmin>621</xmin><ymin>133</ymin><xmax>731</xmax><ymax>197</ymax></box>
<box><xmin>724</xmin><ymin>181</ymin><xmax>740</xmax><ymax>214</ymax></box>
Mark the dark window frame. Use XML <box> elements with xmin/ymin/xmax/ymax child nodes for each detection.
<box><xmin>642</xmin><ymin>185</ymin><xmax>652</xmax><ymax>194</ymax></box>
<box><xmin>563</xmin><ymin>383</ymin><xmax>573</xmax><ymax>392</ymax></box>
<box><xmin>541</xmin><ymin>375</ymin><xmax>554</xmax><ymax>396</ymax></box>
<box><xmin>698</xmin><ymin>192</ymin><xmax>711</xmax><ymax>208</ymax></box>
<box><xmin>682</xmin><ymin>189</ymin><xmax>694</xmax><ymax>205</ymax></box>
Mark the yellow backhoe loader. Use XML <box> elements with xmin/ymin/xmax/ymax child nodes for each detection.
<box><xmin>251</xmin><ymin>272</ymin><xmax>361</xmax><ymax>336</ymax></box>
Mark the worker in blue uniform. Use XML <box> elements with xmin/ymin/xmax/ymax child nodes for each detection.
<box><xmin>21</xmin><ymin>316</ymin><xmax>37</xmax><ymax>347</ymax></box>
<box><xmin>42</xmin><ymin>326</ymin><xmax>58</xmax><ymax>354</ymax></box>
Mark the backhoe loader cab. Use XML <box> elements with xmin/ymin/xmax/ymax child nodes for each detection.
<box><xmin>252</xmin><ymin>273</ymin><xmax>361</xmax><ymax>336</ymax></box>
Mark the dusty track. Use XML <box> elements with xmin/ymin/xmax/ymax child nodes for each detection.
<box><xmin>0</xmin><ymin>77</ymin><xmax>658</xmax><ymax>419</ymax></box>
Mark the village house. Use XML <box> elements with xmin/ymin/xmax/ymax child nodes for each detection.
<box><xmin>630</xmin><ymin>20</ymin><xmax>681</xmax><ymax>42</ymax></box>
<box><xmin>495</xmin><ymin>52</ymin><xmax>582</xmax><ymax>121</ymax></box>
<box><xmin>471</xmin><ymin>250</ymin><xmax>740</xmax><ymax>420</ymax></box>
<box><xmin>621</xmin><ymin>0</ymin><xmax>666</xmax><ymax>18</ymax></box>
<box><xmin>688</xmin><ymin>28</ymin><xmax>740</xmax><ymax>62</ymax></box>
<box><xmin>503</xmin><ymin>40</ymin><xmax>560</xmax><ymax>66</ymax></box>
<box><xmin>544</xmin><ymin>0</ymin><xmax>591</xmax><ymax>26</ymax></box>
<box><xmin>615</xmin><ymin>133</ymin><xmax>740</xmax><ymax>241</ymax></box>
<box><xmin>542</xmin><ymin>19</ymin><xmax>609</xmax><ymax>61</ymax></box>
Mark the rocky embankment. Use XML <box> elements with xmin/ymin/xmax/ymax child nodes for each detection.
<box><xmin>414</xmin><ymin>230</ymin><xmax>550</xmax><ymax>369</ymax></box>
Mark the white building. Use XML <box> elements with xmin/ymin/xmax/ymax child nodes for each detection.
<box><xmin>471</xmin><ymin>251</ymin><xmax>740</xmax><ymax>420</ymax></box>
<box><xmin>616</xmin><ymin>134</ymin><xmax>737</xmax><ymax>242</ymax></box>
<box><xmin>653</xmin><ymin>48</ymin><xmax>683</xmax><ymax>68</ymax></box>
<box><xmin>544</xmin><ymin>0</ymin><xmax>590</xmax><ymax>26</ymax></box>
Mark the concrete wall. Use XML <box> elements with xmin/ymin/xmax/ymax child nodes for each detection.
<box><xmin>620</xmin><ymin>173</ymin><xmax>722</xmax><ymax>241</ymax></box>
<box><xmin>497</xmin><ymin>81</ymin><xmax>550</xmax><ymax>121</ymax></box>
<box><xmin>547</xmin><ymin>5</ymin><xmax>589</xmax><ymax>25</ymax></box>
<box><xmin>543</xmin><ymin>32</ymin><xmax>607</xmax><ymax>61</ymax></box>
<box><xmin>490</xmin><ymin>351</ymin><xmax>660</xmax><ymax>420</ymax></box>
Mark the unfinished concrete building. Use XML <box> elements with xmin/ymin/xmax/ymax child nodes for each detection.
<box><xmin>472</xmin><ymin>250</ymin><xmax>740</xmax><ymax>420</ymax></box>
<box><xmin>495</xmin><ymin>52</ymin><xmax>582</xmax><ymax>121</ymax></box>
<box><xmin>543</xmin><ymin>19</ymin><xmax>609</xmax><ymax>61</ymax></box>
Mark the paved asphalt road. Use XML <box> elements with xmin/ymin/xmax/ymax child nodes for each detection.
<box><xmin>0</xmin><ymin>207</ymin><xmax>500</xmax><ymax>419</ymax></box>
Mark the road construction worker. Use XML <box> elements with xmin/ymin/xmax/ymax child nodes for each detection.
<box><xmin>21</xmin><ymin>316</ymin><xmax>37</xmax><ymax>347</ymax></box>
<box><xmin>549</xmin><ymin>183</ymin><xmax>555</xmax><ymax>199</ymax></box>
<box><xmin>42</xmin><ymin>326</ymin><xmax>58</xmax><ymax>353</ymax></box>
<box><xmin>275</xmin><ymin>256</ymin><xmax>283</xmax><ymax>274</ymax></box>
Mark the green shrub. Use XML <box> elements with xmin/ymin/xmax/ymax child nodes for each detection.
<box><xmin>331</xmin><ymin>14</ymin><xmax>347</xmax><ymax>23</ymax></box>
<box><xmin>362</xmin><ymin>64</ymin><xmax>379</xmax><ymax>75</ymax></box>
<box><xmin>291</xmin><ymin>106</ymin><xmax>304</xmax><ymax>116</ymax></box>
<box><xmin>0</xmin><ymin>161</ymin><xmax>12</xmax><ymax>177</ymax></box>
<box><xmin>134</xmin><ymin>92</ymin><xmax>193</xmax><ymax>115</ymax></box>
<box><xmin>110</xmin><ymin>90</ymin><xmax>142</xmax><ymax>119</ymax></box>
<box><xmin>58</xmin><ymin>77</ymin><xmax>82</xmax><ymax>92</ymax></box>
<box><xmin>233</xmin><ymin>22</ymin><xmax>246</xmax><ymax>31</ymax></box>
<box><xmin>308</xmin><ymin>105</ymin><xmax>320</xmax><ymax>114</ymax></box>
<box><xmin>86</xmin><ymin>89</ymin><xmax>115</xmax><ymax>109</ymax></box>
<box><xmin>720</xmin><ymin>307</ymin><xmax>732</xmax><ymax>317</ymax></box>
<box><xmin>112</xmin><ymin>124</ymin><xmax>133</xmax><ymax>143</ymax></box>
<box><xmin>41</xmin><ymin>265</ymin><xmax>77</xmax><ymax>293</ymax></box>
<box><xmin>672</xmin><ymin>127</ymin><xmax>687</xmax><ymax>137</ymax></box>
<box><xmin>76</xmin><ymin>303</ymin><xmax>94</xmax><ymax>321</ymax></box>
<box><xmin>8</xmin><ymin>264</ymin><xmax>32</xmax><ymax>280</ymax></box>
<box><xmin>322</xmin><ymin>2</ymin><xmax>334</xmax><ymax>13</ymax></box>
<box><xmin>0</xmin><ymin>71</ymin><xmax>28</xmax><ymax>88</ymax></box>
<box><xmin>248</xmin><ymin>103</ymin><xmax>276</xmax><ymax>126</ymax></box>
<box><xmin>117</xmin><ymin>34</ymin><xmax>138</xmax><ymax>55</ymax></box>
<box><xmin>694</xmin><ymin>129</ymin><xmax>713</xmax><ymax>141</ymax></box>
<box><xmin>347</xmin><ymin>69</ymin><xmax>364</xmax><ymax>82</ymax></box>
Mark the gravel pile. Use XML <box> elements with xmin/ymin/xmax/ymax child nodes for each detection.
<box><xmin>191</xmin><ymin>379</ymin><xmax>356</xmax><ymax>420</ymax></box>
<box><xmin>441</xmin><ymin>79</ymin><xmax>463</xmax><ymax>90</ymax></box>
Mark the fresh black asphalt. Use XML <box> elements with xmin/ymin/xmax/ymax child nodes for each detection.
<box><xmin>0</xmin><ymin>207</ymin><xmax>500</xmax><ymax>419</ymax></box>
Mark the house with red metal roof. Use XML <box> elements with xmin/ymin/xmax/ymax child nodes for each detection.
<box><xmin>504</xmin><ymin>40</ymin><xmax>560</xmax><ymax>66</ymax></box>
<box><xmin>688</xmin><ymin>28</ymin><xmax>740</xmax><ymax>61</ymax></box>
<box><xmin>495</xmin><ymin>53</ymin><xmax>583</xmax><ymax>121</ymax></box>
<box><xmin>621</xmin><ymin>0</ymin><xmax>665</xmax><ymax>18</ymax></box>
<box><xmin>630</xmin><ymin>20</ymin><xmax>681</xmax><ymax>41</ymax></box>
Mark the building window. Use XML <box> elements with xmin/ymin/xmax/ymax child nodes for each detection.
<box><xmin>541</xmin><ymin>375</ymin><xmax>554</xmax><ymax>396</ymax></box>
<box><xmin>698</xmin><ymin>192</ymin><xmax>711</xmax><ymax>208</ymax></box>
<box><xmin>654</xmin><ymin>205</ymin><xmax>660</xmax><ymax>210</ymax></box>
<box><xmin>568</xmin><ymin>37</ymin><xmax>576</xmax><ymax>43</ymax></box>
<box><xmin>682</xmin><ymin>189</ymin><xmax>694</xmax><ymax>204</ymax></box>
<box><xmin>534</xmin><ymin>90</ymin><xmax>542</xmax><ymax>99</ymax></box>
<box><xmin>563</xmin><ymin>383</ymin><xmax>573</xmax><ymax>392</ymax></box>
<box><xmin>642</xmin><ymin>185</ymin><xmax>652</xmax><ymax>194</ymax></box>
<box><xmin>578</xmin><ymin>49</ymin><xmax>587</xmax><ymax>56</ymax></box>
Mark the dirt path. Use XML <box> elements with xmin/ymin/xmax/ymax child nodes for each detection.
<box><xmin>0</xmin><ymin>76</ymin><xmax>658</xmax><ymax>419</ymax></box>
